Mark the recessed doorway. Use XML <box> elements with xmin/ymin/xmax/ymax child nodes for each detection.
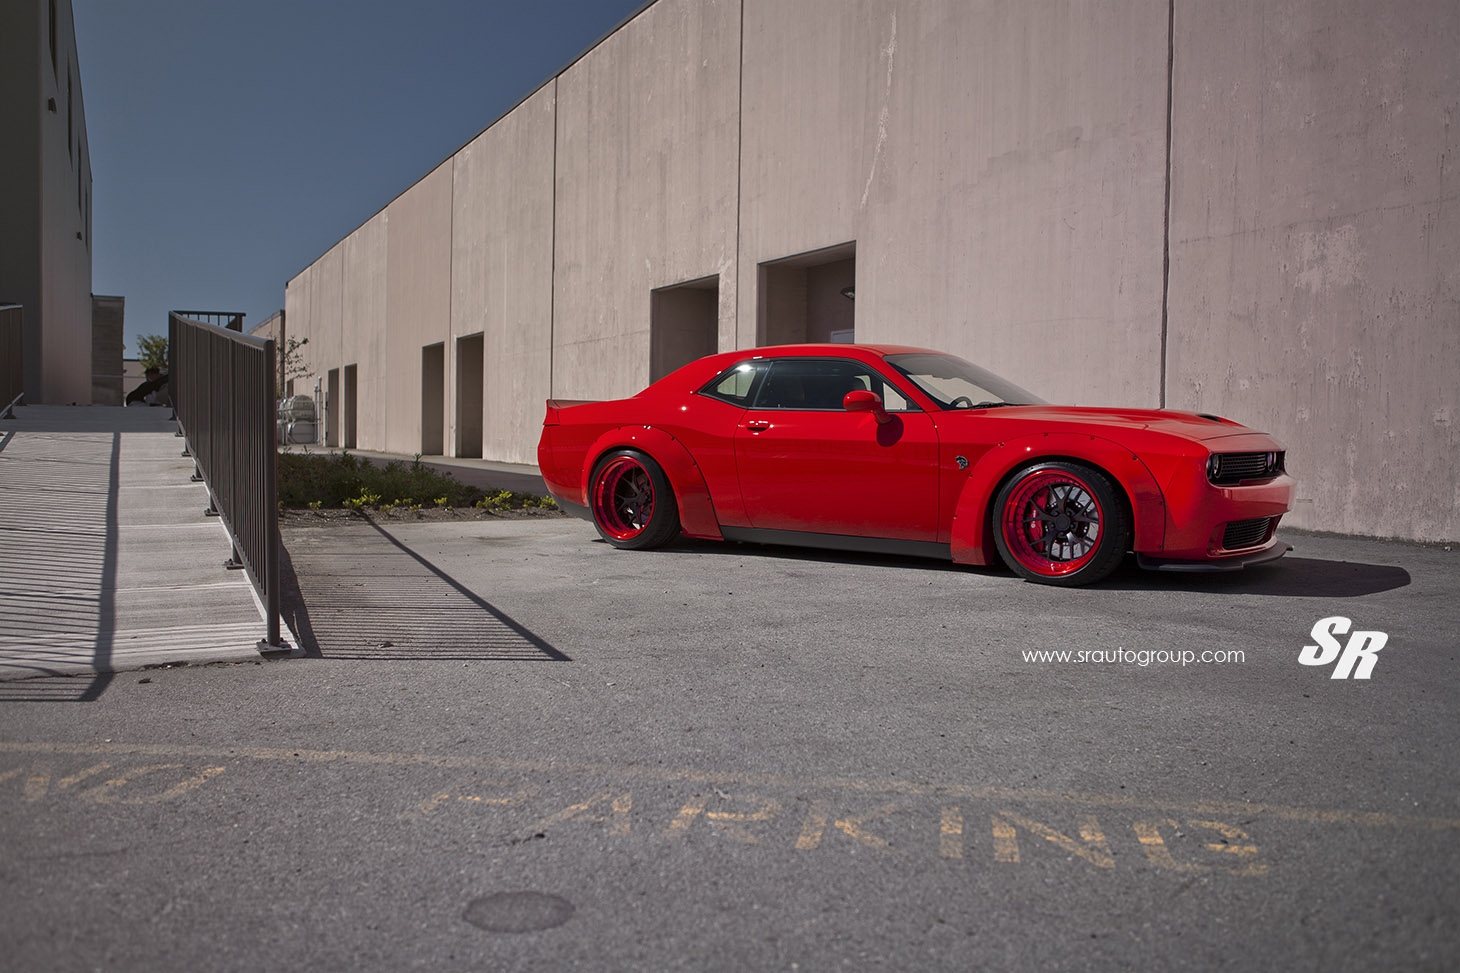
<box><xmin>456</xmin><ymin>333</ymin><xmax>484</xmax><ymax>459</ymax></box>
<box><xmin>342</xmin><ymin>363</ymin><xmax>358</xmax><ymax>449</ymax></box>
<box><xmin>650</xmin><ymin>275</ymin><xmax>720</xmax><ymax>382</ymax></box>
<box><xmin>421</xmin><ymin>342</ymin><xmax>445</xmax><ymax>456</ymax></box>
<box><xmin>757</xmin><ymin>242</ymin><xmax>856</xmax><ymax>346</ymax></box>
<box><xmin>325</xmin><ymin>368</ymin><xmax>340</xmax><ymax>447</ymax></box>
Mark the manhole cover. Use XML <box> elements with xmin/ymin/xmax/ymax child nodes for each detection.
<box><xmin>463</xmin><ymin>892</ymin><xmax>575</xmax><ymax>933</ymax></box>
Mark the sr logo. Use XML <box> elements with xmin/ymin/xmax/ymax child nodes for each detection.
<box><xmin>1299</xmin><ymin>616</ymin><xmax>1389</xmax><ymax>680</ymax></box>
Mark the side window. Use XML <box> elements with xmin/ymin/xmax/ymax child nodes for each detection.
<box><xmin>752</xmin><ymin>359</ymin><xmax>918</xmax><ymax>412</ymax></box>
<box><xmin>699</xmin><ymin>360</ymin><xmax>768</xmax><ymax>406</ymax></box>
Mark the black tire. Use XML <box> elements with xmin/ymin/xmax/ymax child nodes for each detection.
<box><xmin>588</xmin><ymin>449</ymin><xmax>681</xmax><ymax>550</ymax></box>
<box><xmin>991</xmin><ymin>461</ymin><xmax>1130</xmax><ymax>586</ymax></box>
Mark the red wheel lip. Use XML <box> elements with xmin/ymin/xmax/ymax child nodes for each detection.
<box><xmin>592</xmin><ymin>456</ymin><xmax>655</xmax><ymax>541</ymax></box>
<box><xmin>1001</xmin><ymin>470</ymin><xmax>1104</xmax><ymax>577</ymax></box>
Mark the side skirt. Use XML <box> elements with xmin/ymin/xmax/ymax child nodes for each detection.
<box><xmin>719</xmin><ymin>527</ymin><xmax>952</xmax><ymax>561</ymax></box>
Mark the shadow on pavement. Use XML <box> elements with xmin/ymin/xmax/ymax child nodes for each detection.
<box><xmin>278</xmin><ymin>540</ymin><xmax>322</xmax><ymax>659</ymax></box>
<box><xmin>1099</xmin><ymin>555</ymin><xmax>1411</xmax><ymax>597</ymax></box>
<box><xmin>280</xmin><ymin>516</ymin><xmax>568</xmax><ymax>662</ymax></box>
<box><xmin>0</xmin><ymin>432</ymin><xmax>120</xmax><ymax>701</ymax></box>
<box><xmin>0</xmin><ymin>675</ymin><xmax>112</xmax><ymax>703</ymax></box>
<box><xmin>661</xmin><ymin>537</ymin><xmax>979</xmax><ymax>574</ymax></box>
<box><xmin>662</xmin><ymin>537</ymin><xmax>1410</xmax><ymax>598</ymax></box>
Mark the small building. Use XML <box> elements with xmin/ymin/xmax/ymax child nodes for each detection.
<box><xmin>91</xmin><ymin>294</ymin><xmax>124</xmax><ymax>405</ymax></box>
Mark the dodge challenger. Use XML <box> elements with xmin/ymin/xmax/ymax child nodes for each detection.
<box><xmin>537</xmin><ymin>345</ymin><xmax>1294</xmax><ymax>586</ymax></box>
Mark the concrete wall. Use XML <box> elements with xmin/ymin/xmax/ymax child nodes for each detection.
<box><xmin>312</xmin><ymin>244</ymin><xmax>345</xmax><ymax>444</ymax></box>
<box><xmin>339</xmin><ymin>213</ymin><xmax>387</xmax><ymax>450</ymax></box>
<box><xmin>38</xmin><ymin>0</ymin><xmax>93</xmax><ymax>404</ymax></box>
<box><xmin>284</xmin><ymin>0</ymin><xmax>1458</xmax><ymax>542</ymax></box>
<box><xmin>0</xmin><ymin>5</ymin><xmax>41</xmax><ymax>350</ymax></box>
<box><xmin>90</xmin><ymin>294</ymin><xmax>123</xmax><ymax>405</ymax></box>
<box><xmin>0</xmin><ymin>0</ymin><xmax>93</xmax><ymax>404</ymax></box>
<box><xmin>339</xmin><ymin>214</ymin><xmax>386</xmax><ymax>450</ymax></box>
<box><xmin>121</xmin><ymin>358</ymin><xmax>146</xmax><ymax>401</ymax></box>
<box><xmin>552</xmin><ymin>0</ymin><xmax>741</xmax><ymax>399</ymax></box>
<box><xmin>451</xmin><ymin>84</ymin><xmax>556</xmax><ymax>464</ymax></box>
<box><xmin>0</xmin><ymin>306</ymin><xmax>23</xmax><ymax>406</ymax></box>
<box><xmin>384</xmin><ymin>162</ymin><xmax>454</xmax><ymax>455</ymax></box>
<box><xmin>248</xmin><ymin>310</ymin><xmax>283</xmax><ymax>344</ymax></box>
<box><xmin>1166</xmin><ymin>0</ymin><xmax>1459</xmax><ymax>539</ymax></box>
<box><xmin>738</xmin><ymin>0</ymin><xmax>1168</xmax><ymax>403</ymax></box>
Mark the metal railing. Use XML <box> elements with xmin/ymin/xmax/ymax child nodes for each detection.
<box><xmin>170</xmin><ymin>311</ymin><xmax>285</xmax><ymax>650</ymax></box>
<box><xmin>173</xmin><ymin>310</ymin><xmax>245</xmax><ymax>332</ymax></box>
<box><xmin>1</xmin><ymin>304</ymin><xmax>22</xmax><ymax>416</ymax></box>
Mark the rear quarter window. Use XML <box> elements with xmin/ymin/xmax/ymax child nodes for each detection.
<box><xmin>699</xmin><ymin>361</ymin><xmax>767</xmax><ymax>406</ymax></box>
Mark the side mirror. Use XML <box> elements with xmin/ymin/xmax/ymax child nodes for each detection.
<box><xmin>843</xmin><ymin>389</ymin><xmax>891</xmax><ymax>424</ymax></box>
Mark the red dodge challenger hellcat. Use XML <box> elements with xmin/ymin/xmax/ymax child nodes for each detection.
<box><xmin>537</xmin><ymin>345</ymin><xmax>1295</xmax><ymax>586</ymax></box>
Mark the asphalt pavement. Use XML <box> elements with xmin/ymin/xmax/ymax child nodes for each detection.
<box><xmin>1</xmin><ymin>515</ymin><xmax>1456</xmax><ymax>970</ymax></box>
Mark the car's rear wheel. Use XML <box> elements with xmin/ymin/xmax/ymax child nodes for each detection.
<box><xmin>992</xmin><ymin>461</ymin><xmax>1129</xmax><ymax>586</ymax></box>
<box><xmin>589</xmin><ymin>449</ymin><xmax>680</xmax><ymax>550</ymax></box>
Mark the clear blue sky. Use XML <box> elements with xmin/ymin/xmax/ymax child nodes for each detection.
<box><xmin>73</xmin><ymin>0</ymin><xmax>648</xmax><ymax>357</ymax></box>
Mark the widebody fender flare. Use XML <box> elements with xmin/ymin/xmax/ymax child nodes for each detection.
<box><xmin>949</xmin><ymin>433</ymin><xmax>1166</xmax><ymax>565</ymax></box>
<box><xmin>582</xmin><ymin>426</ymin><xmax>722</xmax><ymax>541</ymax></box>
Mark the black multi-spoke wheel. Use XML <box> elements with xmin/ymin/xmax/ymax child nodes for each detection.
<box><xmin>589</xmin><ymin>449</ymin><xmax>680</xmax><ymax>550</ymax></box>
<box><xmin>992</xmin><ymin>461</ymin><xmax>1129</xmax><ymax>586</ymax></box>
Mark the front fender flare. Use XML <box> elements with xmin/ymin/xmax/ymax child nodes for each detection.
<box><xmin>582</xmin><ymin>426</ymin><xmax>722</xmax><ymax>541</ymax></box>
<box><xmin>949</xmin><ymin>433</ymin><xmax>1166</xmax><ymax>565</ymax></box>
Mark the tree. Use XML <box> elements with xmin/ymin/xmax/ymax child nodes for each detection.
<box><xmin>137</xmin><ymin>335</ymin><xmax>168</xmax><ymax>371</ymax></box>
<box><xmin>278</xmin><ymin>335</ymin><xmax>311</xmax><ymax>394</ymax></box>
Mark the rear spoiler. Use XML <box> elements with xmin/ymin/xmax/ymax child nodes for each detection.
<box><xmin>542</xmin><ymin>399</ymin><xmax>598</xmax><ymax>425</ymax></box>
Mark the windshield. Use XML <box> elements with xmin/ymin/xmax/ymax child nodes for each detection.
<box><xmin>884</xmin><ymin>353</ymin><xmax>1044</xmax><ymax>410</ymax></box>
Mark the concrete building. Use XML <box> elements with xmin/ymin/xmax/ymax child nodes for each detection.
<box><xmin>248</xmin><ymin>310</ymin><xmax>284</xmax><ymax>347</ymax></box>
<box><xmin>285</xmin><ymin>0</ymin><xmax>1459</xmax><ymax>543</ymax></box>
<box><xmin>0</xmin><ymin>0</ymin><xmax>94</xmax><ymax>404</ymax></box>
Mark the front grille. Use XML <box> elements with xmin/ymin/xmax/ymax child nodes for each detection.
<box><xmin>1208</xmin><ymin>451</ymin><xmax>1283</xmax><ymax>485</ymax></box>
<box><xmin>1222</xmin><ymin>517</ymin><xmax>1274</xmax><ymax>550</ymax></box>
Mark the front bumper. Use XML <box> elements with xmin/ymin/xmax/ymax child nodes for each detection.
<box><xmin>1153</xmin><ymin>468</ymin><xmax>1296</xmax><ymax>561</ymax></box>
<box><xmin>1137</xmin><ymin>541</ymin><xmax>1292</xmax><ymax>573</ymax></box>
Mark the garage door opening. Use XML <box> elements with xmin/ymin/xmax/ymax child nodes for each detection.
<box><xmin>456</xmin><ymin>333</ymin><xmax>484</xmax><ymax>459</ymax></box>
<box><xmin>650</xmin><ymin>275</ymin><xmax>720</xmax><ymax>382</ymax></box>
<box><xmin>757</xmin><ymin>242</ymin><xmax>856</xmax><ymax>347</ymax></box>
<box><xmin>342</xmin><ymin>363</ymin><xmax>358</xmax><ymax>449</ymax></box>
<box><xmin>421</xmin><ymin>342</ymin><xmax>445</xmax><ymax>456</ymax></box>
<box><xmin>325</xmin><ymin>368</ymin><xmax>340</xmax><ymax>447</ymax></box>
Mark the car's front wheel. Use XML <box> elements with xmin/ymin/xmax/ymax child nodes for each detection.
<box><xmin>992</xmin><ymin>461</ymin><xmax>1129</xmax><ymax>586</ymax></box>
<box><xmin>589</xmin><ymin>449</ymin><xmax>681</xmax><ymax>550</ymax></box>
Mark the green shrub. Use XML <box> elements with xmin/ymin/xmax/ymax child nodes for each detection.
<box><xmin>276</xmin><ymin>451</ymin><xmax>555</xmax><ymax>512</ymax></box>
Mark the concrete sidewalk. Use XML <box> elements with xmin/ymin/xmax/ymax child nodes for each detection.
<box><xmin>0</xmin><ymin>405</ymin><xmax>282</xmax><ymax>682</ymax></box>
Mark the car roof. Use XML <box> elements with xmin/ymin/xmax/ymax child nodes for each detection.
<box><xmin>643</xmin><ymin>344</ymin><xmax>947</xmax><ymax>396</ymax></box>
<box><xmin>695</xmin><ymin>343</ymin><xmax>941</xmax><ymax>370</ymax></box>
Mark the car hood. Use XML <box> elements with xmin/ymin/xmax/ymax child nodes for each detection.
<box><xmin>956</xmin><ymin>405</ymin><xmax>1256</xmax><ymax>441</ymax></box>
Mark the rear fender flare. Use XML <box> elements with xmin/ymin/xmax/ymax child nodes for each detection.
<box><xmin>583</xmin><ymin>426</ymin><xmax>722</xmax><ymax>540</ymax></box>
<box><xmin>949</xmin><ymin>433</ymin><xmax>1165</xmax><ymax>564</ymax></box>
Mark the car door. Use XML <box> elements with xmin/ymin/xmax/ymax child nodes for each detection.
<box><xmin>732</xmin><ymin>357</ymin><xmax>940</xmax><ymax>541</ymax></box>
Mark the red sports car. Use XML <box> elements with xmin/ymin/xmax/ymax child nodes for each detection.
<box><xmin>537</xmin><ymin>345</ymin><xmax>1295</xmax><ymax>586</ymax></box>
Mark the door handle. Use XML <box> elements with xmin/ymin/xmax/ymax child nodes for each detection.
<box><xmin>746</xmin><ymin>420</ymin><xmax>771</xmax><ymax>432</ymax></box>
